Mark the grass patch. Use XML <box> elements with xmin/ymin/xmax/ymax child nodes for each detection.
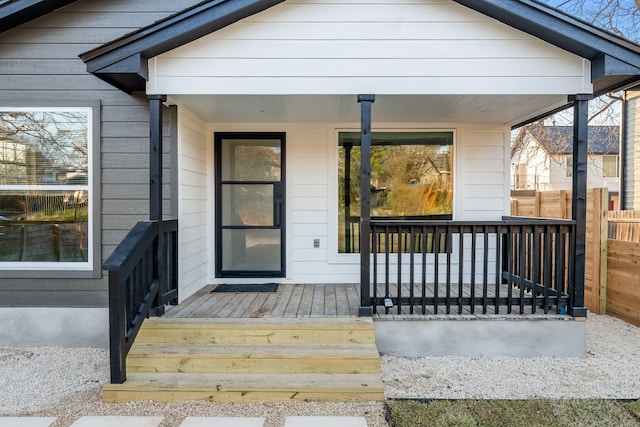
<box><xmin>622</xmin><ymin>400</ymin><xmax>640</xmax><ymax>420</ymax></box>
<box><xmin>387</xmin><ymin>399</ymin><xmax>640</xmax><ymax>427</ymax></box>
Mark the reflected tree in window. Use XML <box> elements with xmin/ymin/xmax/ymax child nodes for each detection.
<box><xmin>338</xmin><ymin>132</ymin><xmax>453</xmax><ymax>253</ymax></box>
<box><xmin>0</xmin><ymin>110</ymin><xmax>90</xmax><ymax>263</ymax></box>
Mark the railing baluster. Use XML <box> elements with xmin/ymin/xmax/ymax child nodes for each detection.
<box><xmin>519</xmin><ymin>226</ymin><xmax>527</xmax><ymax>314</ymax></box>
<box><xmin>507</xmin><ymin>225</ymin><xmax>514</xmax><ymax>314</ymax></box>
<box><xmin>543</xmin><ymin>225</ymin><xmax>553</xmax><ymax>314</ymax></box>
<box><xmin>421</xmin><ymin>226</ymin><xmax>427</xmax><ymax>314</ymax></box>
<box><xmin>470</xmin><ymin>225</ymin><xmax>477</xmax><ymax>314</ymax></box>
<box><xmin>556</xmin><ymin>227</ymin><xmax>568</xmax><ymax>311</ymax></box>
<box><xmin>458</xmin><ymin>226</ymin><xmax>464</xmax><ymax>314</ymax></box>
<box><xmin>409</xmin><ymin>227</ymin><xmax>415</xmax><ymax>314</ymax></box>
<box><xmin>433</xmin><ymin>226</ymin><xmax>440</xmax><ymax>315</ymax></box>
<box><xmin>372</xmin><ymin>225</ymin><xmax>379</xmax><ymax>314</ymax></box>
<box><xmin>385</xmin><ymin>226</ymin><xmax>390</xmax><ymax>314</ymax></box>
<box><xmin>482</xmin><ymin>226</ymin><xmax>489</xmax><ymax>314</ymax></box>
<box><xmin>532</xmin><ymin>225</ymin><xmax>541</xmax><ymax>314</ymax></box>
<box><xmin>446</xmin><ymin>225</ymin><xmax>452</xmax><ymax>314</ymax></box>
<box><xmin>495</xmin><ymin>228</ymin><xmax>501</xmax><ymax>314</ymax></box>
<box><xmin>397</xmin><ymin>226</ymin><xmax>403</xmax><ymax>314</ymax></box>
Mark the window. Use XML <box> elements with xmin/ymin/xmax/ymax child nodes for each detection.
<box><xmin>566</xmin><ymin>157</ymin><xmax>573</xmax><ymax>177</ymax></box>
<box><xmin>338</xmin><ymin>131</ymin><xmax>453</xmax><ymax>253</ymax></box>
<box><xmin>602</xmin><ymin>155</ymin><xmax>619</xmax><ymax>178</ymax></box>
<box><xmin>0</xmin><ymin>107</ymin><xmax>97</xmax><ymax>274</ymax></box>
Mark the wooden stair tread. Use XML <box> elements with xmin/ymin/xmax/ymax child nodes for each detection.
<box><xmin>141</xmin><ymin>317</ymin><xmax>373</xmax><ymax>328</ymax></box>
<box><xmin>105</xmin><ymin>372</ymin><xmax>384</xmax><ymax>391</ymax></box>
<box><xmin>135</xmin><ymin>317</ymin><xmax>376</xmax><ymax>345</ymax></box>
<box><xmin>128</xmin><ymin>342</ymin><xmax>380</xmax><ymax>357</ymax></box>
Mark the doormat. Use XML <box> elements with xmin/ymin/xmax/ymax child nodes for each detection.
<box><xmin>211</xmin><ymin>283</ymin><xmax>280</xmax><ymax>293</ymax></box>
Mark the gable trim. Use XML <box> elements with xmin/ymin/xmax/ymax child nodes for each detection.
<box><xmin>80</xmin><ymin>0</ymin><xmax>640</xmax><ymax>94</ymax></box>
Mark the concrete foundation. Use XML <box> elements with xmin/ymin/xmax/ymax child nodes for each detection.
<box><xmin>0</xmin><ymin>307</ymin><xmax>109</xmax><ymax>348</ymax></box>
<box><xmin>374</xmin><ymin>315</ymin><xmax>586</xmax><ymax>358</ymax></box>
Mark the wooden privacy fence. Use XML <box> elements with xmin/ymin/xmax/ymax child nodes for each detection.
<box><xmin>608</xmin><ymin>210</ymin><xmax>640</xmax><ymax>241</ymax></box>
<box><xmin>606</xmin><ymin>239</ymin><xmax>640</xmax><ymax>326</ymax></box>
<box><xmin>512</xmin><ymin>190</ymin><xmax>640</xmax><ymax>326</ymax></box>
<box><xmin>606</xmin><ymin>210</ymin><xmax>640</xmax><ymax>326</ymax></box>
<box><xmin>511</xmin><ymin>188</ymin><xmax>608</xmax><ymax>314</ymax></box>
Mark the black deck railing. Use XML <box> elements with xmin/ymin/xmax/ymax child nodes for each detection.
<box><xmin>344</xmin><ymin>214</ymin><xmax>452</xmax><ymax>253</ymax></box>
<box><xmin>368</xmin><ymin>218</ymin><xmax>575</xmax><ymax>315</ymax></box>
<box><xmin>103</xmin><ymin>219</ymin><xmax>178</xmax><ymax>384</ymax></box>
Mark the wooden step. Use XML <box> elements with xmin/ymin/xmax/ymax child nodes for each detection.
<box><xmin>126</xmin><ymin>343</ymin><xmax>381</xmax><ymax>374</ymax></box>
<box><xmin>104</xmin><ymin>316</ymin><xmax>383</xmax><ymax>403</ymax></box>
<box><xmin>135</xmin><ymin>317</ymin><xmax>376</xmax><ymax>345</ymax></box>
<box><xmin>102</xmin><ymin>372</ymin><xmax>384</xmax><ymax>403</ymax></box>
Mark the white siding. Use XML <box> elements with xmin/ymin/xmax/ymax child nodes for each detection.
<box><xmin>177</xmin><ymin>107</ymin><xmax>210</xmax><ymax>300</ymax></box>
<box><xmin>547</xmin><ymin>154</ymin><xmax>619</xmax><ymax>193</ymax></box>
<box><xmin>624</xmin><ymin>90</ymin><xmax>640</xmax><ymax>209</ymax></box>
<box><xmin>459</xmin><ymin>129</ymin><xmax>510</xmax><ymax>221</ymax></box>
<box><xmin>148</xmin><ymin>0</ymin><xmax>591</xmax><ymax>95</ymax></box>
<box><xmin>199</xmin><ymin>121</ymin><xmax>508</xmax><ymax>284</ymax></box>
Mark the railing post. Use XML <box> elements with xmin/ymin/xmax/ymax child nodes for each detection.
<box><xmin>569</xmin><ymin>95</ymin><xmax>590</xmax><ymax>318</ymax></box>
<box><xmin>108</xmin><ymin>270</ymin><xmax>126</xmax><ymax>384</ymax></box>
<box><xmin>358</xmin><ymin>94</ymin><xmax>375</xmax><ymax>317</ymax></box>
<box><xmin>149</xmin><ymin>95</ymin><xmax>167</xmax><ymax>316</ymax></box>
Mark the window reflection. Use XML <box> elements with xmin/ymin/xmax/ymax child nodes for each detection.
<box><xmin>338</xmin><ymin>131</ymin><xmax>454</xmax><ymax>253</ymax></box>
<box><xmin>0</xmin><ymin>110</ymin><xmax>90</xmax><ymax>263</ymax></box>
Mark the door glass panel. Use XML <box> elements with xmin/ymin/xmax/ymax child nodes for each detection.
<box><xmin>221</xmin><ymin>184</ymin><xmax>274</xmax><ymax>226</ymax></box>
<box><xmin>221</xmin><ymin>139</ymin><xmax>281</xmax><ymax>181</ymax></box>
<box><xmin>221</xmin><ymin>229</ymin><xmax>281</xmax><ymax>271</ymax></box>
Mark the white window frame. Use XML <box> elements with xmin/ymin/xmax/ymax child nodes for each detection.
<box><xmin>566</xmin><ymin>157</ymin><xmax>573</xmax><ymax>177</ymax></box>
<box><xmin>0</xmin><ymin>104</ymin><xmax>101</xmax><ymax>278</ymax></box>
<box><xmin>602</xmin><ymin>155</ymin><xmax>619</xmax><ymax>178</ymax></box>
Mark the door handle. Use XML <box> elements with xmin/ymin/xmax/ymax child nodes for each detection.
<box><xmin>273</xmin><ymin>182</ymin><xmax>282</xmax><ymax>228</ymax></box>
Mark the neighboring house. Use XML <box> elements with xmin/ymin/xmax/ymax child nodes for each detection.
<box><xmin>1</xmin><ymin>0</ymin><xmax>640</xmax><ymax>377</ymax></box>
<box><xmin>511</xmin><ymin>125</ymin><xmax>620</xmax><ymax>194</ymax></box>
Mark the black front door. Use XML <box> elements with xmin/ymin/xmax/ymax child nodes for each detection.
<box><xmin>215</xmin><ymin>132</ymin><xmax>285</xmax><ymax>277</ymax></box>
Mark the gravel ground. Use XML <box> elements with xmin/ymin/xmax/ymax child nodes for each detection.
<box><xmin>383</xmin><ymin>313</ymin><xmax>640</xmax><ymax>399</ymax></box>
<box><xmin>0</xmin><ymin>313</ymin><xmax>638</xmax><ymax>426</ymax></box>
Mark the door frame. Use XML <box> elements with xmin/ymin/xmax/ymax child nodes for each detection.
<box><xmin>214</xmin><ymin>132</ymin><xmax>286</xmax><ymax>278</ymax></box>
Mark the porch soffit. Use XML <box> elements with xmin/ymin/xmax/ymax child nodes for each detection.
<box><xmin>79</xmin><ymin>0</ymin><xmax>640</xmax><ymax>97</ymax></box>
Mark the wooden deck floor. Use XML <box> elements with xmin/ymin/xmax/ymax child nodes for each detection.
<box><xmin>165</xmin><ymin>284</ymin><xmax>361</xmax><ymax>318</ymax></box>
<box><xmin>164</xmin><ymin>283</ymin><xmax>564</xmax><ymax>319</ymax></box>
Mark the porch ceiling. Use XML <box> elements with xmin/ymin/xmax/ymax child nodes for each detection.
<box><xmin>169</xmin><ymin>94</ymin><xmax>566</xmax><ymax>125</ymax></box>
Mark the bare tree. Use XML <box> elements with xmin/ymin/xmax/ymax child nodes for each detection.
<box><xmin>512</xmin><ymin>1</ymin><xmax>639</xmax><ymax>165</ymax></box>
<box><xmin>546</xmin><ymin>0</ymin><xmax>640</xmax><ymax>42</ymax></box>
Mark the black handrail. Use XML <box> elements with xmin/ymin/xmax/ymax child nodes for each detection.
<box><xmin>365</xmin><ymin>218</ymin><xmax>578</xmax><ymax>316</ymax></box>
<box><xmin>103</xmin><ymin>219</ymin><xmax>178</xmax><ymax>384</ymax></box>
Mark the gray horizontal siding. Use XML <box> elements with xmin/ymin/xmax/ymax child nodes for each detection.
<box><xmin>0</xmin><ymin>0</ymin><xmax>200</xmax><ymax>307</ymax></box>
